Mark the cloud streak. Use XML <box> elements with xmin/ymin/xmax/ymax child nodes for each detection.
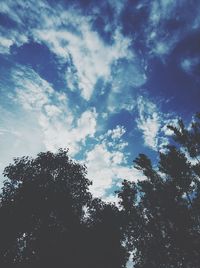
<box><xmin>0</xmin><ymin>1</ymin><xmax>134</xmax><ymax>100</ymax></box>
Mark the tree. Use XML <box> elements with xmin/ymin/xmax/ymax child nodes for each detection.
<box><xmin>118</xmin><ymin>113</ymin><xmax>200</xmax><ymax>267</ymax></box>
<box><xmin>0</xmin><ymin>149</ymin><xmax>127</xmax><ymax>267</ymax></box>
<box><xmin>3</xmin><ymin>113</ymin><xmax>200</xmax><ymax>268</ymax></box>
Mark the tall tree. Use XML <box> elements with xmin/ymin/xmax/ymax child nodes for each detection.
<box><xmin>118</xmin><ymin>113</ymin><xmax>200</xmax><ymax>267</ymax></box>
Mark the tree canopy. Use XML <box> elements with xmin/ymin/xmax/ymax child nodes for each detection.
<box><xmin>117</xmin><ymin>113</ymin><xmax>200</xmax><ymax>267</ymax></box>
<box><xmin>0</xmin><ymin>149</ymin><xmax>127</xmax><ymax>267</ymax></box>
<box><xmin>1</xmin><ymin>113</ymin><xmax>200</xmax><ymax>267</ymax></box>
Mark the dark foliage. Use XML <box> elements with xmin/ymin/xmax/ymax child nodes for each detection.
<box><xmin>1</xmin><ymin>114</ymin><xmax>200</xmax><ymax>267</ymax></box>
<box><xmin>0</xmin><ymin>149</ymin><xmax>127</xmax><ymax>268</ymax></box>
<box><xmin>117</xmin><ymin>113</ymin><xmax>200</xmax><ymax>267</ymax></box>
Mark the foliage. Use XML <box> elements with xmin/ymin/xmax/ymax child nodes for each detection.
<box><xmin>0</xmin><ymin>149</ymin><xmax>127</xmax><ymax>267</ymax></box>
<box><xmin>117</xmin><ymin>113</ymin><xmax>200</xmax><ymax>267</ymax></box>
<box><xmin>1</xmin><ymin>114</ymin><xmax>200</xmax><ymax>267</ymax></box>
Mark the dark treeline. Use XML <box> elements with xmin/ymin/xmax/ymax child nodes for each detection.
<box><xmin>1</xmin><ymin>113</ymin><xmax>200</xmax><ymax>267</ymax></box>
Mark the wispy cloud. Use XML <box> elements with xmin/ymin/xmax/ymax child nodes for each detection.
<box><xmin>0</xmin><ymin>106</ymin><xmax>45</xmax><ymax>186</ymax></box>
<box><xmin>180</xmin><ymin>57</ymin><xmax>200</xmax><ymax>76</ymax></box>
<box><xmin>0</xmin><ymin>0</ymin><xmax>135</xmax><ymax>101</ymax></box>
<box><xmin>34</xmin><ymin>19</ymin><xmax>133</xmax><ymax>100</ymax></box>
<box><xmin>85</xmin><ymin>125</ymin><xmax>144</xmax><ymax>199</ymax></box>
<box><xmin>108</xmin><ymin>58</ymin><xmax>147</xmax><ymax>112</ymax></box>
<box><xmin>0</xmin><ymin>27</ymin><xmax>28</xmax><ymax>55</ymax></box>
<box><xmin>0</xmin><ymin>36</ymin><xmax>13</xmax><ymax>54</ymax></box>
<box><xmin>9</xmin><ymin>65</ymin><xmax>98</xmax><ymax>155</ymax></box>
<box><xmin>136</xmin><ymin>96</ymin><xmax>181</xmax><ymax>152</ymax></box>
<box><xmin>136</xmin><ymin>96</ymin><xmax>161</xmax><ymax>150</ymax></box>
<box><xmin>145</xmin><ymin>0</ymin><xmax>200</xmax><ymax>60</ymax></box>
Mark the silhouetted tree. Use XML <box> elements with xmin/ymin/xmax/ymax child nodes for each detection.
<box><xmin>2</xmin><ymin>114</ymin><xmax>200</xmax><ymax>268</ymax></box>
<box><xmin>0</xmin><ymin>149</ymin><xmax>127</xmax><ymax>267</ymax></box>
<box><xmin>118</xmin><ymin>113</ymin><xmax>200</xmax><ymax>268</ymax></box>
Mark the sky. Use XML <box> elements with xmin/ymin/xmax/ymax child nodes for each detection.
<box><xmin>0</xmin><ymin>0</ymin><xmax>200</xmax><ymax>202</ymax></box>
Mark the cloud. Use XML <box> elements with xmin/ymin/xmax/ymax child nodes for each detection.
<box><xmin>7</xmin><ymin>65</ymin><xmax>98</xmax><ymax>156</ymax></box>
<box><xmin>107</xmin><ymin>58</ymin><xmax>147</xmax><ymax>112</ymax></box>
<box><xmin>0</xmin><ymin>36</ymin><xmax>13</xmax><ymax>54</ymax></box>
<box><xmin>146</xmin><ymin>0</ymin><xmax>200</xmax><ymax>60</ymax></box>
<box><xmin>126</xmin><ymin>252</ymin><xmax>134</xmax><ymax>268</ymax></box>
<box><xmin>136</xmin><ymin>97</ymin><xmax>181</xmax><ymax>152</ymax></box>
<box><xmin>12</xmin><ymin>66</ymin><xmax>55</xmax><ymax>110</ymax></box>
<box><xmin>101</xmin><ymin>125</ymin><xmax>126</xmax><ymax>140</ymax></box>
<box><xmin>34</xmin><ymin>19</ymin><xmax>133</xmax><ymax>100</ymax></box>
<box><xmin>85</xmin><ymin>125</ymin><xmax>144</xmax><ymax>199</ymax></box>
<box><xmin>150</xmin><ymin>0</ymin><xmax>177</xmax><ymax>25</ymax></box>
<box><xmin>0</xmin><ymin>106</ymin><xmax>45</xmax><ymax>186</ymax></box>
<box><xmin>0</xmin><ymin>27</ymin><xmax>28</xmax><ymax>55</ymax></box>
<box><xmin>180</xmin><ymin>57</ymin><xmax>200</xmax><ymax>76</ymax></box>
<box><xmin>86</xmin><ymin>142</ymin><xmax>135</xmax><ymax>198</ymax></box>
<box><xmin>71</xmin><ymin>108</ymin><xmax>97</xmax><ymax>144</ymax></box>
<box><xmin>108</xmin><ymin>0</ymin><xmax>127</xmax><ymax>16</ymax></box>
<box><xmin>0</xmin><ymin>1</ymin><xmax>134</xmax><ymax>101</ymax></box>
<box><xmin>161</xmin><ymin>117</ymin><xmax>179</xmax><ymax>136</ymax></box>
<box><xmin>136</xmin><ymin>96</ymin><xmax>161</xmax><ymax>150</ymax></box>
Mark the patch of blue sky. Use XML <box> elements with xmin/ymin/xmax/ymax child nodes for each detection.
<box><xmin>146</xmin><ymin>57</ymin><xmax>200</xmax><ymax>117</ymax></box>
<box><xmin>10</xmin><ymin>42</ymin><xmax>68</xmax><ymax>90</ymax></box>
<box><xmin>0</xmin><ymin>12</ymin><xmax>17</xmax><ymax>29</ymax></box>
<box><xmin>120</xmin><ymin>0</ymin><xmax>149</xmax><ymax>37</ymax></box>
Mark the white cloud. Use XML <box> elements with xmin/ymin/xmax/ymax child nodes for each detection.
<box><xmin>180</xmin><ymin>57</ymin><xmax>200</xmax><ymax>75</ymax></box>
<box><xmin>0</xmin><ymin>26</ymin><xmax>28</xmax><ymax>54</ymax></box>
<box><xmin>85</xmin><ymin>143</ymin><xmax>134</xmax><ymax>198</ymax></box>
<box><xmin>146</xmin><ymin>0</ymin><xmax>200</xmax><ymax>60</ymax></box>
<box><xmin>34</xmin><ymin>19</ymin><xmax>133</xmax><ymax>100</ymax></box>
<box><xmin>112</xmin><ymin>59</ymin><xmax>147</xmax><ymax>93</ymax></box>
<box><xmin>9</xmin><ymin>65</ymin><xmax>98</xmax><ymax>155</ymax></box>
<box><xmin>181</xmin><ymin>59</ymin><xmax>193</xmax><ymax>73</ymax></box>
<box><xmin>0</xmin><ymin>36</ymin><xmax>13</xmax><ymax>54</ymax></box>
<box><xmin>145</xmin><ymin>0</ymin><xmax>182</xmax><ymax>59</ymax></box>
<box><xmin>161</xmin><ymin>117</ymin><xmax>179</xmax><ymax>136</ymax></box>
<box><xmin>73</xmin><ymin>108</ymin><xmax>97</xmax><ymax>142</ymax></box>
<box><xmin>0</xmin><ymin>1</ymin><xmax>134</xmax><ymax>101</ymax></box>
<box><xmin>126</xmin><ymin>252</ymin><xmax>134</xmax><ymax>268</ymax></box>
<box><xmin>108</xmin><ymin>0</ymin><xmax>127</xmax><ymax>16</ymax></box>
<box><xmin>0</xmin><ymin>0</ymin><xmax>53</xmax><ymax>26</ymax></box>
<box><xmin>150</xmin><ymin>0</ymin><xmax>177</xmax><ymax>25</ymax></box>
<box><xmin>153</xmin><ymin>42</ymin><xmax>171</xmax><ymax>56</ymax></box>
<box><xmin>44</xmin><ymin>105</ymin><xmax>62</xmax><ymax>117</ymax></box>
<box><xmin>136</xmin><ymin>96</ymin><xmax>161</xmax><ymax>150</ymax></box>
<box><xmin>0</xmin><ymin>64</ymin><xmax>99</xmax><ymax>185</ymax></box>
<box><xmin>107</xmin><ymin>58</ymin><xmax>147</xmax><ymax>112</ymax></box>
<box><xmin>0</xmin><ymin>106</ymin><xmax>45</xmax><ymax>186</ymax></box>
<box><xmin>85</xmin><ymin>125</ymin><xmax>144</xmax><ymax>199</ymax></box>
<box><xmin>103</xmin><ymin>194</ymin><xmax>120</xmax><ymax>204</ymax></box>
<box><xmin>147</xmin><ymin>30</ymin><xmax>180</xmax><ymax>60</ymax></box>
<box><xmin>99</xmin><ymin>125</ymin><xmax>129</xmax><ymax>151</ymax></box>
<box><xmin>136</xmin><ymin>97</ymin><xmax>180</xmax><ymax>152</ymax></box>
<box><xmin>12</xmin><ymin>66</ymin><xmax>54</xmax><ymax>111</ymax></box>
<box><xmin>103</xmin><ymin>125</ymin><xmax>126</xmax><ymax>140</ymax></box>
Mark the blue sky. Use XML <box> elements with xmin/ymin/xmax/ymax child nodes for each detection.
<box><xmin>0</xmin><ymin>0</ymin><xmax>200</xmax><ymax>201</ymax></box>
